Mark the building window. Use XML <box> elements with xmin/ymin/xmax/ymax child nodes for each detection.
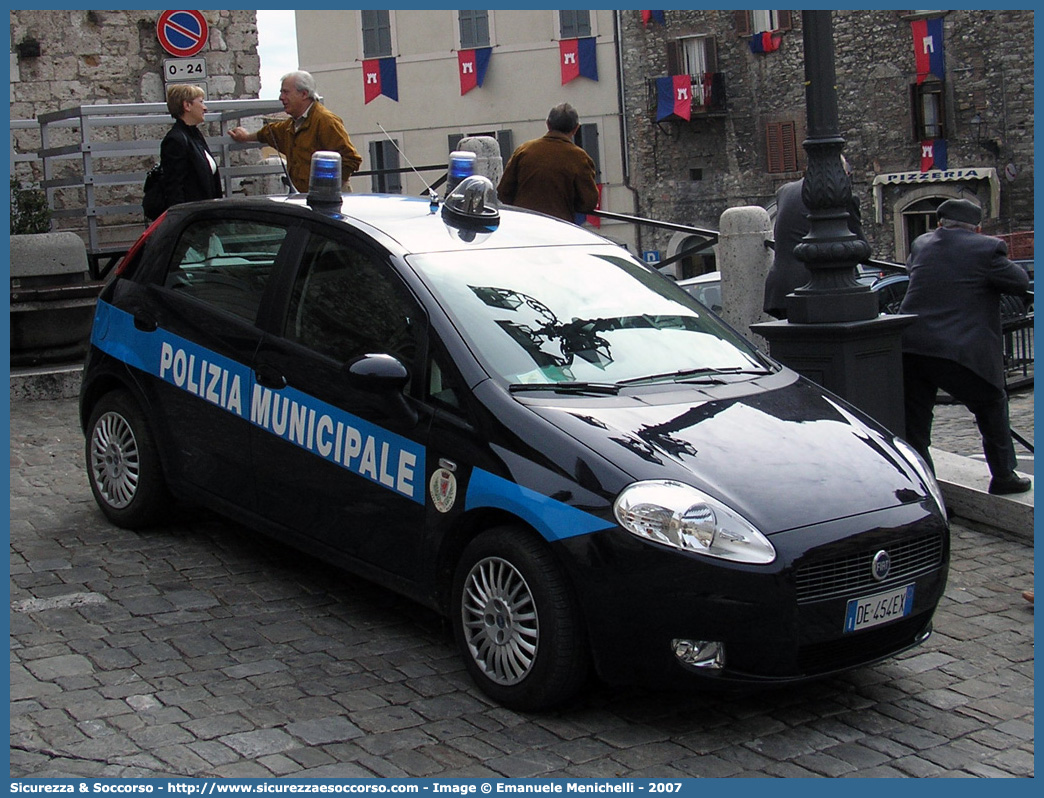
<box><xmin>734</xmin><ymin>10</ymin><xmax>792</xmax><ymax>35</ymax></box>
<box><xmin>667</xmin><ymin>35</ymin><xmax>719</xmax><ymax>81</ymax></box>
<box><xmin>766</xmin><ymin>121</ymin><xmax>800</xmax><ymax>173</ymax></box>
<box><xmin>361</xmin><ymin>10</ymin><xmax>392</xmax><ymax>58</ymax></box>
<box><xmin>559</xmin><ymin>10</ymin><xmax>591</xmax><ymax>38</ymax></box>
<box><xmin>459</xmin><ymin>10</ymin><xmax>490</xmax><ymax>48</ymax></box>
<box><xmin>912</xmin><ymin>80</ymin><xmax>946</xmax><ymax>140</ymax></box>
<box><xmin>368</xmin><ymin>140</ymin><xmax>401</xmax><ymax>194</ymax></box>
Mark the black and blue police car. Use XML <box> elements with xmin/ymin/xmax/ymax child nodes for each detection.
<box><xmin>81</xmin><ymin>152</ymin><xmax>949</xmax><ymax>710</ymax></box>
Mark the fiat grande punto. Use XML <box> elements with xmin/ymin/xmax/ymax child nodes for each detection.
<box><xmin>81</xmin><ymin>161</ymin><xmax>949</xmax><ymax>710</ymax></box>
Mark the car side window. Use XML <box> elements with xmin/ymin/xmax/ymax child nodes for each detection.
<box><xmin>164</xmin><ymin>218</ymin><xmax>288</xmax><ymax>322</ymax></box>
<box><xmin>285</xmin><ymin>232</ymin><xmax>421</xmax><ymax>365</ymax></box>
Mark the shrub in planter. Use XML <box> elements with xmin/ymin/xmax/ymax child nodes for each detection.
<box><xmin>10</xmin><ymin>176</ymin><xmax>51</xmax><ymax>235</ymax></box>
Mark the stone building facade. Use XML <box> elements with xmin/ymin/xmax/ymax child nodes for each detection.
<box><xmin>9</xmin><ymin>9</ymin><xmax>259</xmax><ymax>124</ymax></box>
<box><xmin>619</xmin><ymin>9</ymin><xmax>1034</xmax><ymax>268</ymax></box>
<box><xmin>9</xmin><ymin>9</ymin><xmax>262</xmax><ymax>242</ymax></box>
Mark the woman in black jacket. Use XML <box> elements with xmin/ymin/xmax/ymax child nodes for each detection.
<box><xmin>159</xmin><ymin>84</ymin><xmax>222</xmax><ymax>210</ymax></box>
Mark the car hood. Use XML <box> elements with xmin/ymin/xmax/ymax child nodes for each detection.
<box><xmin>523</xmin><ymin>374</ymin><xmax>930</xmax><ymax>535</ymax></box>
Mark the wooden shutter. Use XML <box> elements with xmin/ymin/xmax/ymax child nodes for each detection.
<box><xmin>666</xmin><ymin>39</ymin><xmax>682</xmax><ymax>75</ymax></box>
<box><xmin>776</xmin><ymin>11</ymin><xmax>792</xmax><ymax>31</ymax></box>
<box><xmin>734</xmin><ymin>11</ymin><xmax>752</xmax><ymax>36</ymax></box>
<box><xmin>766</xmin><ymin>121</ymin><xmax>798</xmax><ymax>173</ymax></box>
<box><xmin>577</xmin><ymin>124</ymin><xmax>601</xmax><ymax>182</ymax></box>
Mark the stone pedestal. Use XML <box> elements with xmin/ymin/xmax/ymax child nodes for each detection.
<box><xmin>752</xmin><ymin>314</ymin><xmax>914</xmax><ymax>436</ymax></box>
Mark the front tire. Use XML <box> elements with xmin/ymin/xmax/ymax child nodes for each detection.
<box><xmin>85</xmin><ymin>389</ymin><xmax>171</xmax><ymax>528</ymax></box>
<box><xmin>452</xmin><ymin>526</ymin><xmax>588</xmax><ymax>711</ymax></box>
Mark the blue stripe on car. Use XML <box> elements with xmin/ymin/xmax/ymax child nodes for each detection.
<box><xmin>91</xmin><ymin>300</ymin><xmax>614</xmax><ymax>536</ymax></box>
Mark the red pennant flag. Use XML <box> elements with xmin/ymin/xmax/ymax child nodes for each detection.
<box><xmin>671</xmin><ymin>74</ymin><xmax>691</xmax><ymax>121</ymax></box>
<box><xmin>458</xmin><ymin>48</ymin><xmax>492</xmax><ymax>95</ymax></box>
<box><xmin>560</xmin><ymin>38</ymin><xmax>598</xmax><ymax>84</ymax></box>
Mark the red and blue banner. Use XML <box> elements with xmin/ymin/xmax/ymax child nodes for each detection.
<box><xmin>920</xmin><ymin>139</ymin><xmax>947</xmax><ymax>172</ymax></box>
<box><xmin>362</xmin><ymin>57</ymin><xmax>398</xmax><ymax>104</ymax></box>
<box><xmin>749</xmin><ymin>31</ymin><xmax>781</xmax><ymax>54</ymax></box>
<box><xmin>656</xmin><ymin>75</ymin><xmax>691</xmax><ymax>122</ymax></box>
<box><xmin>560</xmin><ymin>37</ymin><xmax>598</xmax><ymax>84</ymax></box>
<box><xmin>912</xmin><ymin>17</ymin><xmax>945</xmax><ymax>83</ymax></box>
<box><xmin>641</xmin><ymin>11</ymin><xmax>665</xmax><ymax>26</ymax></box>
<box><xmin>458</xmin><ymin>47</ymin><xmax>492</xmax><ymax>95</ymax></box>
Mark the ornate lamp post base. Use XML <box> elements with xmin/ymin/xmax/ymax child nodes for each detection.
<box><xmin>752</xmin><ymin>315</ymin><xmax>914</xmax><ymax>436</ymax></box>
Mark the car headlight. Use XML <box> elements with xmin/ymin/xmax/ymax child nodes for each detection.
<box><xmin>613</xmin><ymin>480</ymin><xmax>775</xmax><ymax>564</ymax></box>
<box><xmin>894</xmin><ymin>437</ymin><xmax>947</xmax><ymax>517</ymax></box>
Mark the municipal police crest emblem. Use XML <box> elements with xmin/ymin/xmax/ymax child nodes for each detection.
<box><xmin>429</xmin><ymin>467</ymin><xmax>457</xmax><ymax>513</ymax></box>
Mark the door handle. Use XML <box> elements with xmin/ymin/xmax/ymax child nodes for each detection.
<box><xmin>133</xmin><ymin>312</ymin><xmax>157</xmax><ymax>332</ymax></box>
<box><xmin>255</xmin><ymin>366</ymin><xmax>287</xmax><ymax>389</ymax></box>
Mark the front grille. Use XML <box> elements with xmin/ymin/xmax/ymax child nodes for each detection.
<box><xmin>794</xmin><ymin>531</ymin><xmax>944</xmax><ymax>604</ymax></box>
<box><xmin>797</xmin><ymin>614</ymin><xmax>930</xmax><ymax>674</ymax></box>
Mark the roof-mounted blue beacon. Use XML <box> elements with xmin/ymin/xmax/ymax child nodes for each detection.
<box><xmin>307</xmin><ymin>151</ymin><xmax>343</xmax><ymax>212</ymax></box>
<box><xmin>445</xmin><ymin>150</ymin><xmax>476</xmax><ymax>196</ymax></box>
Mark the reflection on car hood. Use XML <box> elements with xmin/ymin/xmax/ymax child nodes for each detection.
<box><xmin>526</xmin><ymin>377</ymin><xmax>927</xmax><ymax>535</ymax></box>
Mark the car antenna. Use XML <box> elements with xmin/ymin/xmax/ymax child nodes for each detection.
<box><xmin>377</xmin><ymin>122</ymin><xmax>439</xmax><ymax>210</ymax></box>
<box><xmin>277</xmin><ymin>154</ymin><xmax>295</xmax><ymax>195</ymax></box>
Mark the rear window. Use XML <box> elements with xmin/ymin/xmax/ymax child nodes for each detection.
<box><xmin>163</xmin><ymin>219</ymin><xmax>289</xmax><ymax>322</ymax></box>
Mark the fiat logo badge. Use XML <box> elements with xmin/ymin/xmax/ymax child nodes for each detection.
<box><xmin>871</xmin><ymin>550</ymin><xmax>891</xmax><ymax>582</ymax></box>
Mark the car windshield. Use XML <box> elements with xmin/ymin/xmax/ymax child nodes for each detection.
<box><xmin>410</xmin><ymin>246</ymin><xmax>770</xmax><ymax>387</ymax></box>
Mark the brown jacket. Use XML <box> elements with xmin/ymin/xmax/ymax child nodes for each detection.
<box><xmin>497</xmin><ymin>133</ymin><xmax>599</xmax><ymax>223</ymax></box>
<box><xmin>256</xmin><ymin>101</ymin><xmax>362</xmax><ymax>193</ymax></box>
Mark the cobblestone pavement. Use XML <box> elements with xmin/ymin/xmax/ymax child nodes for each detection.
<box><xmin>9</xmin><ymin>396</ymin><xmax>1034</xmax><ymax>779</ymax></box>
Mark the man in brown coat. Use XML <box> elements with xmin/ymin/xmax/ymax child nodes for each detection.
<box><xmin>497</xmin><ymin>103</ymin><xmax>599</xmax><ymax>223</ymax></box>
<box><xmin>230</xmin><ymin>70</ymin><xmax>361</xmax><ymax>193</ymax></box>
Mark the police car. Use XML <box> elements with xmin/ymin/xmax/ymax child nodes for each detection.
<box><xmin>81</xmin><ymin>153</ymin><xmax>949</xmax><ymax>710</ymax></box>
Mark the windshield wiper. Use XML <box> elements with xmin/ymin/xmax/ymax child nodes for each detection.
<box><xmin>617</xmin><ymin>366</ymin><xmax>773</xmax><ymax>387</ymax></box>
<box><xmin>509</xmin><ymin>381</ymin><xmax>620</xmax><ymax>395</ymax></box>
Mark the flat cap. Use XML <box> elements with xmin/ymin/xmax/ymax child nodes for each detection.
<box><xmin>936</xmin><ymin>198</ymin><xmax>982</xmax><ymax>225</ymax></box>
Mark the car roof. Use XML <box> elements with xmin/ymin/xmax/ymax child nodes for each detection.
<box><xmin>212</xmin><ymin>193</ymin><xmax>613</xmax><ymax>256</ymax></box>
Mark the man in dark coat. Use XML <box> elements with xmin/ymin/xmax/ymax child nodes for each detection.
<box><xmin>899</xmin><ymin>198</ymin><xmax>1031</xmax><ymax>494</ymax></box>
<box><xmin>497</xmin><ymin>103</ymin><xmax>599</xmax><ymax>224</ymax></box>
<box><xmin>762</xmin><ymin>159</ymin><xmax>866</xmax><ymax>319</ymax></box>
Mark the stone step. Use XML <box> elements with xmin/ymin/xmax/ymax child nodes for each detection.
<box><xmin>931</xmin><ymin>447</ymin><xmax>1034</xmax><ymax>541</ymax></box>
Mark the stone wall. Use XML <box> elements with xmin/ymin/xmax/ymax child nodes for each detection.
<box><xmin>619</xmin><ymin>10</ymin><xmax>1034</xmax><ymax>263</ymax></box>
<box><xmin>9</xmin><ymin>9</ymin><xmax>261</xmax><ymax>237</ymax></box>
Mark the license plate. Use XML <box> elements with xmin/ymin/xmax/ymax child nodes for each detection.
<box><xmin>844</xmin><ymin>584</ymin><xmax>914</xmax><ymax>633</ymax></box>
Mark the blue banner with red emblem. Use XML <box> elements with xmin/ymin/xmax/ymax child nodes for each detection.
<box><xmin>458</xmin><ymin>47</ymin><xmax>492</xmax><ymax>95</ymax></box>
<box><xmin>656</xmin><ymin>75</ymin><xmax>691</xmax><ymax>122</ymax></box>
<box><xmin>641</xmin><ymin>11</ymin><xmax>665</xmax><ymax>26</ymax></box>
<box><xmin>362</xmin><ymin>57</ymin><xmax>398</xmax><ymax>104</ymax></box>
<box><xmin>560</xmin><ymin>37</ymin><xmax>598</xmax><ymax>84</ymax></box>
<box><xmin>912</xmin><ymin>17</ymin><xmax>945</xmax><ymax>83</ymax></box>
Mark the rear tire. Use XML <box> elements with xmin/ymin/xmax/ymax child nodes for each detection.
<box><xmin>85</xmin><ymin>390</ymin><xmax>171</xmax><ymax>528</ymax></box>
<box><xmin>452</xmin><ymin>526</ymin><xmax>588</xmax><ymax>711</ymax></box>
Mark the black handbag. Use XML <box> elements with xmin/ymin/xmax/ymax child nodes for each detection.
<box><xmin>142</xmin><ymin>163</ymin><xmax>166</xmax><ymax>220</ymax></box>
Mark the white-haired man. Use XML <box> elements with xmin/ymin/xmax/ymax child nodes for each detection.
<box><xmin>230</xmin><ymin>70</ymin><xmax>361</xmax><ymax>193</ymax></box>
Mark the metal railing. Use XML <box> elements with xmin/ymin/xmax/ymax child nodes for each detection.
<box><xmin>13</xmin><ymin>100</ymin><xmax>286</xmax><ymax>274</ymax></box>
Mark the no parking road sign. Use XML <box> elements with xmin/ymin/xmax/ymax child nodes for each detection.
<box><xmin>157</xmin><ymin>10</ymin><xmax>209</xmax><ymax>58</ymax></box>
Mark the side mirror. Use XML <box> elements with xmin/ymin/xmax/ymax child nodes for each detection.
<box><xmin>345</xmin><ymin>353</ymin><xmax>409</xmax><ymax>392</ymax></box>
<box><xmin>344</xmin><ymin>353</ymin><xmax>417</xmax><ymax>425</ymax></box>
